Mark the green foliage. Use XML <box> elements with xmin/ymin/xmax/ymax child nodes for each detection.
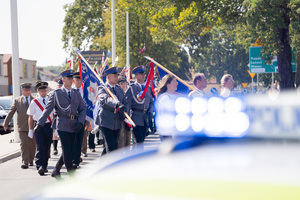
<box><xmin>62</xmin><ymin>0</ymin><xmax>106</xmax><ymax>52</ymax></box>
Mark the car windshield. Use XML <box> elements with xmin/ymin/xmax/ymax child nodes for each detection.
<box><xmin>0</xmin><ymin>98</ymin><xmax>12</xmax><ymax>110</ymax></box>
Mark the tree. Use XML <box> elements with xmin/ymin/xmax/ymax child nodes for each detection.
<box><xmin>243</xmin><ymin>0</ymin><xmax>300</xmax><ymax>89</ymax></box>
<box><xmin>62</xmin><ymin>0</ymin><xmax>106</xmax><ymax>52</ymax></box>
<box><xmin>91</xmin><ymin>0</ymin><xmax>192</xmax><ymax>79</ymax></box>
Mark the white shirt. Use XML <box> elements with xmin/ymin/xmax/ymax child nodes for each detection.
<box><xmin>220</xmin><ymin>87</ymin><xmax>231</xmax><ymax>98</ymax></box>
<box><xmin>188</xmin><ymin>89</ymin><xmax>204</xmax><ymax>98</ymax></box>
<box><xmin>22</xmin><ymin>96</ymin><xmax>31</xmax><ymax>104</ymax></box>
<box><xmin>135</xmin><ymin>81</ymin><xmax>143</xmax><ymax>90</ymax></box>
<box><xmin>27</xmin><ymin>96</ymin><xmax>54</xmax><ymax>122</ymax></box>
<box><xmin>72</xmin><ymin>85</ymin><xmax>83</xmax><ymax>98</ymax></box>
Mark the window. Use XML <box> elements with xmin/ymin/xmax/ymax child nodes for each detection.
<box><xmin>23</xmin><ymin>63</ymin><xmax>28</xmax><ymax>78</ymax></box>
<box><xmin>32</xmin><ymin>64</ymin><xmax>36</xmax><ymax>78</ymax></box>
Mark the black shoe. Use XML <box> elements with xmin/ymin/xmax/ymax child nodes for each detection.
<box><xmin>38</xmin><ymin>167</ymin><xmax>45</xmax><ymax>176</ymax></box>
<box><xmin>21</xmin><ymin>164</ymin><xmax>28</xmax><ymax>169</ymax></box>
<box><xmin>51</xmin><ymin>170</ymin><xmax>61</xmax><ymax>178</ymax></box>
<box><xmin>29</xmin><ymin>162</ymin><xmax>34</xmax><ymax>166</ymax></box>
<box><xmin>53</xmin><ymin>150</ymin><xmax>58</xmax><ymax>155</ymax></box>
<box><xmin>72</xmin><ymin>163</ymin><xmax>78</xmax><ymax>169</ymax></box>
<box><xmin>82</xmin><ymin>153</ymin><xmax>87</xmax><ymax>157</ymax></box>
<box><xmin>45</xmin><ymin>169</ymin><xmax>48</xmax><ymax>173</ymax></box>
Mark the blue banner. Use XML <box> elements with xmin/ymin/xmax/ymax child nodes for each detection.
<box><xmin>156</xmin><ymin>65</ymin><xmax>190</xmax><ymax>95</ymax></box>
<box><xmin>79</xmin><ymin>58</ymin><xmax>101</xmax><ymax>123</ymax></box>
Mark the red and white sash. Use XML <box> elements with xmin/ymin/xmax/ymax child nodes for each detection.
<box><xmin>33</xmin><ymin>99</ymin><xmax>52</xmax><ymax>125</ymax></box>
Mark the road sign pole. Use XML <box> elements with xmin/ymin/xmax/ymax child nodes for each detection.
<box><xmin>252</xmin><ymin>78</ymin><xmax>254</xmax><ymax>94</ymax></box>
<box><xmin>257</xmin><ymin>73</ymin><xmax>259</xmax><ymax>93</ymax></box>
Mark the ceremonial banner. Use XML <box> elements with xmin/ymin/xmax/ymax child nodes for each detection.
<box><xmin>79</xmin><ymin>58</ymin><xmax>101</xmax><ymax>123</ymax></box>
<box><xmin>156</xmin><ymin>65</ymin><xmax>190</xmax><ymax>94</ymax></box>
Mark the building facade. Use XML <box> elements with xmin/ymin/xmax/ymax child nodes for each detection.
<box><xmin>0</xmin><ymin>54</ymin><xmax>37</xmax><ymax>96</ymax></box>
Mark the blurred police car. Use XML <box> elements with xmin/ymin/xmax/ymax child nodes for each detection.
<box><xmin>29</xmin><ymin>92</ymin><xmax>300</xmax><ymax>200</ymax></box>
<box><xmin>0</xmin><ymin>96</ymin><xmax>13</xmax><ymax>134</ymax></box>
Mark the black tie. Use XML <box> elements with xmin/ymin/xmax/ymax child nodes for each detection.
<box><xmin>43</xmin><ymin>98</ymin><xmax>46</xmax><ymax>105</ymax></box>
<box><xmin>25</xmin><ymin>97</ymin><xmax>29</xmax><ymax>107</ymax></box>
<box><xmin>68</xmin><ymin>91</ymin><xmax>71</xmax><ymax>99</ymax></box>
<box><xmin>112</xmin><ymin>87</ymin><xmax>116</xmax><ymax>95</ymax></box>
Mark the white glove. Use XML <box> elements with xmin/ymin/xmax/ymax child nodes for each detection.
<box><xmin>28</xmin><ymin>129</ymin><xmax>34</xmax><ymax>139</ymax></box>
<box><xmin>54</xmin><ymin>130</ymin><xmax>59</xmax><ymax>137</ymax></box>
<box><xmin>91</xmin><ymin>125</ymin><xmax>99</xmax><ymax>135</ymax></box>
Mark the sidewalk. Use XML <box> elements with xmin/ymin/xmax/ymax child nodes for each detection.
<box><xmin>0</xmin><ymin>132</ymin><xmax>21</xmax><ymax>163</ymax></box>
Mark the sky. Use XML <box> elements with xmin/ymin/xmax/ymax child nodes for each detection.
<box><xmin>0</xmin><ymin>0</ymin><xmax>75</xmax><ymax>67</ymax></box>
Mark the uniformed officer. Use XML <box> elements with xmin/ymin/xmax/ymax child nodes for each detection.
<box><xmin>72</xmin><ymin>71</ymin><xmax>86</xmax><ymax>168</ymax></box>
<box><xmin>126</xmin><ymin>66</ymin><xmax>154</xmax><ymax>149</ymax></box>
<box><xmin>96</xmin><ymin>67</ymin><xmax>127</xmax><ymax>154</ymax></box>
<box><xmin>34</xmin><ymin>69</ymin><xmax>86</xmax><ymax>177</ymax></box>
<box><xmin>3</xmin><ymin>83</ymin><xmax>36</xmax><ymax>169</ymax></box>
<box><xmin>51</xmin><ymin>78</ymin><xmax>63</xmax><ymax>155</ymax></box>
<box><xmin>27</xmin><ymin>81</ymin><xmax>54</xmax><ymax>175</ymax></box>
<box><xmin>117</xmin><ymin>77</ymin><xmax>131</xmax><ymax>149</ymax></box>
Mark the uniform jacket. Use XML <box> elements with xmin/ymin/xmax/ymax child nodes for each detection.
<box><xmin>3</xmin><ymin>95</ymin><xmax>34</xmax><ymax>132</ymax></box>
<box><xmin>37</xmin><ymin>87</ymin><xmax>86</xmax><ymax>133</ymax></box>
<box><xmin>125</xmin><ymin>82</ymin><xmax>154</xmax><ymax>127</ymax></box>
<box><xmin>96</xmin><ymin>83</ymin><xmax>127</xmax><ymax>130</ymax></box>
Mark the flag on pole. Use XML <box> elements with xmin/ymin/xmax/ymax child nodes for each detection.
<box><xmin>66</xmin><ymin>56</ymin><xmax>74</xmax><ymax>69</ymax></box>
<box><xmin>79</xmin><ymin>58</ymin><xmax>101</xmax><ymax>123</ymax></box>
<box><xmin>156</xmin><ymin>65</ymin><xmax>190</xmax><ymax>94</ymax></box>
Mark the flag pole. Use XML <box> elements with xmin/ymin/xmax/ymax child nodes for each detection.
<box><xmin>74</xmin><ymin>47</ymin><xmax>136</xmax><ymax>127</ymax></box>
<box><xmin>144</xmin><ymin>56</ymin><xmax>196</xmax><ymax>91</ymax></box>
<box><xmin>126</xmin><ymin>11</ymin><xmax>130</xmax><ymax>71</ymax></box>
<box><xmin>111</xmin><ymin>0</ymin><xmax>116</xmax><ymax>63</ymax></box>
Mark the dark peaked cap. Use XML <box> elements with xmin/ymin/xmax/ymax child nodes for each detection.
<box><xmin>60</xmin><ymin>69</ymin><xmax>74</xmax><ymax>78</ymax></box>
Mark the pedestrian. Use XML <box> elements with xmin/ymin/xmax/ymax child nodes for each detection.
<box><xmin>220</xmin><ymin>74</ymin><xmax>235</xmax><ymax>98</ymax></box>
<box><xmin>27</xmin><ymin>81</ymin><xmax>54</xmax><ymax>175</ymax></box>
<box><xmin>117</xmin><ymin>77</ymin><xmax>131</xmax><ymax>149</ymax></box>
<box><xmin>3</xmin><ymin>83</ymin><xmax>36</xmax><ymax>169</ymax></box>
<box><xmin>125</xmin><ymin>66</ymin><xmax>154</xmax><ymax>150</ymax></box>
<box><xmin>156</xmin><ymin>74</ymin><xmax>180</xmax><ymax>141</ymax></box>
<box><xmin>188</xmin><ymin>73</ymin><xmax>207</xmax><ymax>98</ymax></box>
<box><xmin>33</xmin><ymin>69</ymin><xmax>86</xmax><ymax>177</ymax></box>
<box><xmin>96</xmin><ymin>67</ymin><xmax>127</xmax><ymax>154</ymax></box>
<box><xmin>71</xmin><ymin>71</ymin><xmax>87</xmax><ymax>168</ymax></box>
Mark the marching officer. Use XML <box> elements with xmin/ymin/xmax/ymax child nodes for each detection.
<box><xmin>52</xmin><ymin>78</ymin><xmax>63</xmax><ymax>155</ymax></box>
<box><xmin>3</xmin><ymin>83</ymin><xmax>36</xmax><ymax>169</ymax></box>
<box><xmin>72</xmin><ymin>71</ymin><xmax>86</xmax><ymax>168</ymax></box>
<box><xmin>117</xmin><ymin>77</ymin><xmax>131</xmax><ymax>149</ymax></box>
<box><xmin>27</xmin><ymin>81</ymin><xmax>54</xmax><ymax>175</ymax></box>
<box><xmin>126</xmin><ymin>66</ymin><xmax>154</xmax><ymax>149</ymax></box>
<box><xmin>34</xmin><ymin>69</ymin><xmax>86</xmax><ymax>177</ymax></box>
<box><xmin>96</xmin><ymin>67</ymin><xmax>127</xmax><ymax>154</ymax></box>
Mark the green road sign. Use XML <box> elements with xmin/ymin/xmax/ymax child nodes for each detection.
<box><xmin>249</xmin><ymin>47</ymin><xmax>296</xmax><ymax>73</ymax></box>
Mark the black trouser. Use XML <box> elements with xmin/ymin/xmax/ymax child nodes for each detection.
<box><xmin>72</xmin><ymin>126</ymin><xmax>84</xmax><ymax>166</ymax></box>
<box><xmin>132</xmin><ymin>124</ymin><xmax>147</xmax><ymax>143</ymax></box>
<box><xmin>35</xmin><ymin>123</ymin><xmax>52</xmax><ymax>170</ymax></box>
<box><xmin>88</xmin><ymin>131</ymin><xmax>95</xmax><ymax>149</ymax></box>
<box><xmin>100</xmin><ymin>127</ymin><xmax>120</xmax><ymax>154</ymax></box>
<box><xmin>56</xmin><ymin>130</ymin><xmax>75</xmax><ymax>171</ymax></box>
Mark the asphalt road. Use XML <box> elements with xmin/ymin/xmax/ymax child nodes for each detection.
<box><xmin>0</xmin><ymin>133</ymin><xmax>160</xmax><ymax>200</ymax></box>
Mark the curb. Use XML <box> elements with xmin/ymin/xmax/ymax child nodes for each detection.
<box><xmin>0</xmin><ymin>150</ymin><xmax>21</xmax><ymax>164</ymax></box>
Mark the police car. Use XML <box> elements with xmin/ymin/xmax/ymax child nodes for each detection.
<box><xmin>29</xmin><ymin>91</ymin><xmax>300</xmax><ymax>200</ymax></box>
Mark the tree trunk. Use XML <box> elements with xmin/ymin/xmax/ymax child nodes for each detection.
<box><xmin>277</xmin><ymin>11</ymin><xmax>294</xmax><ymax>90</ymax></box>
<box><xmin>296</xmin><ymin>52</ymin><xmax>300</xmax><ymax>87</ymax></box>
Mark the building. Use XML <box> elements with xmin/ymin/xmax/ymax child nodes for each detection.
<box><xmin>37</xmin><ymin>67</ymin><xmax>60</xmax><ymax>82</ymax></box>
<box><xmin>0</xmin><ymin>54</ymin><xmax>37</xmax><ymax>96</ymax></box>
